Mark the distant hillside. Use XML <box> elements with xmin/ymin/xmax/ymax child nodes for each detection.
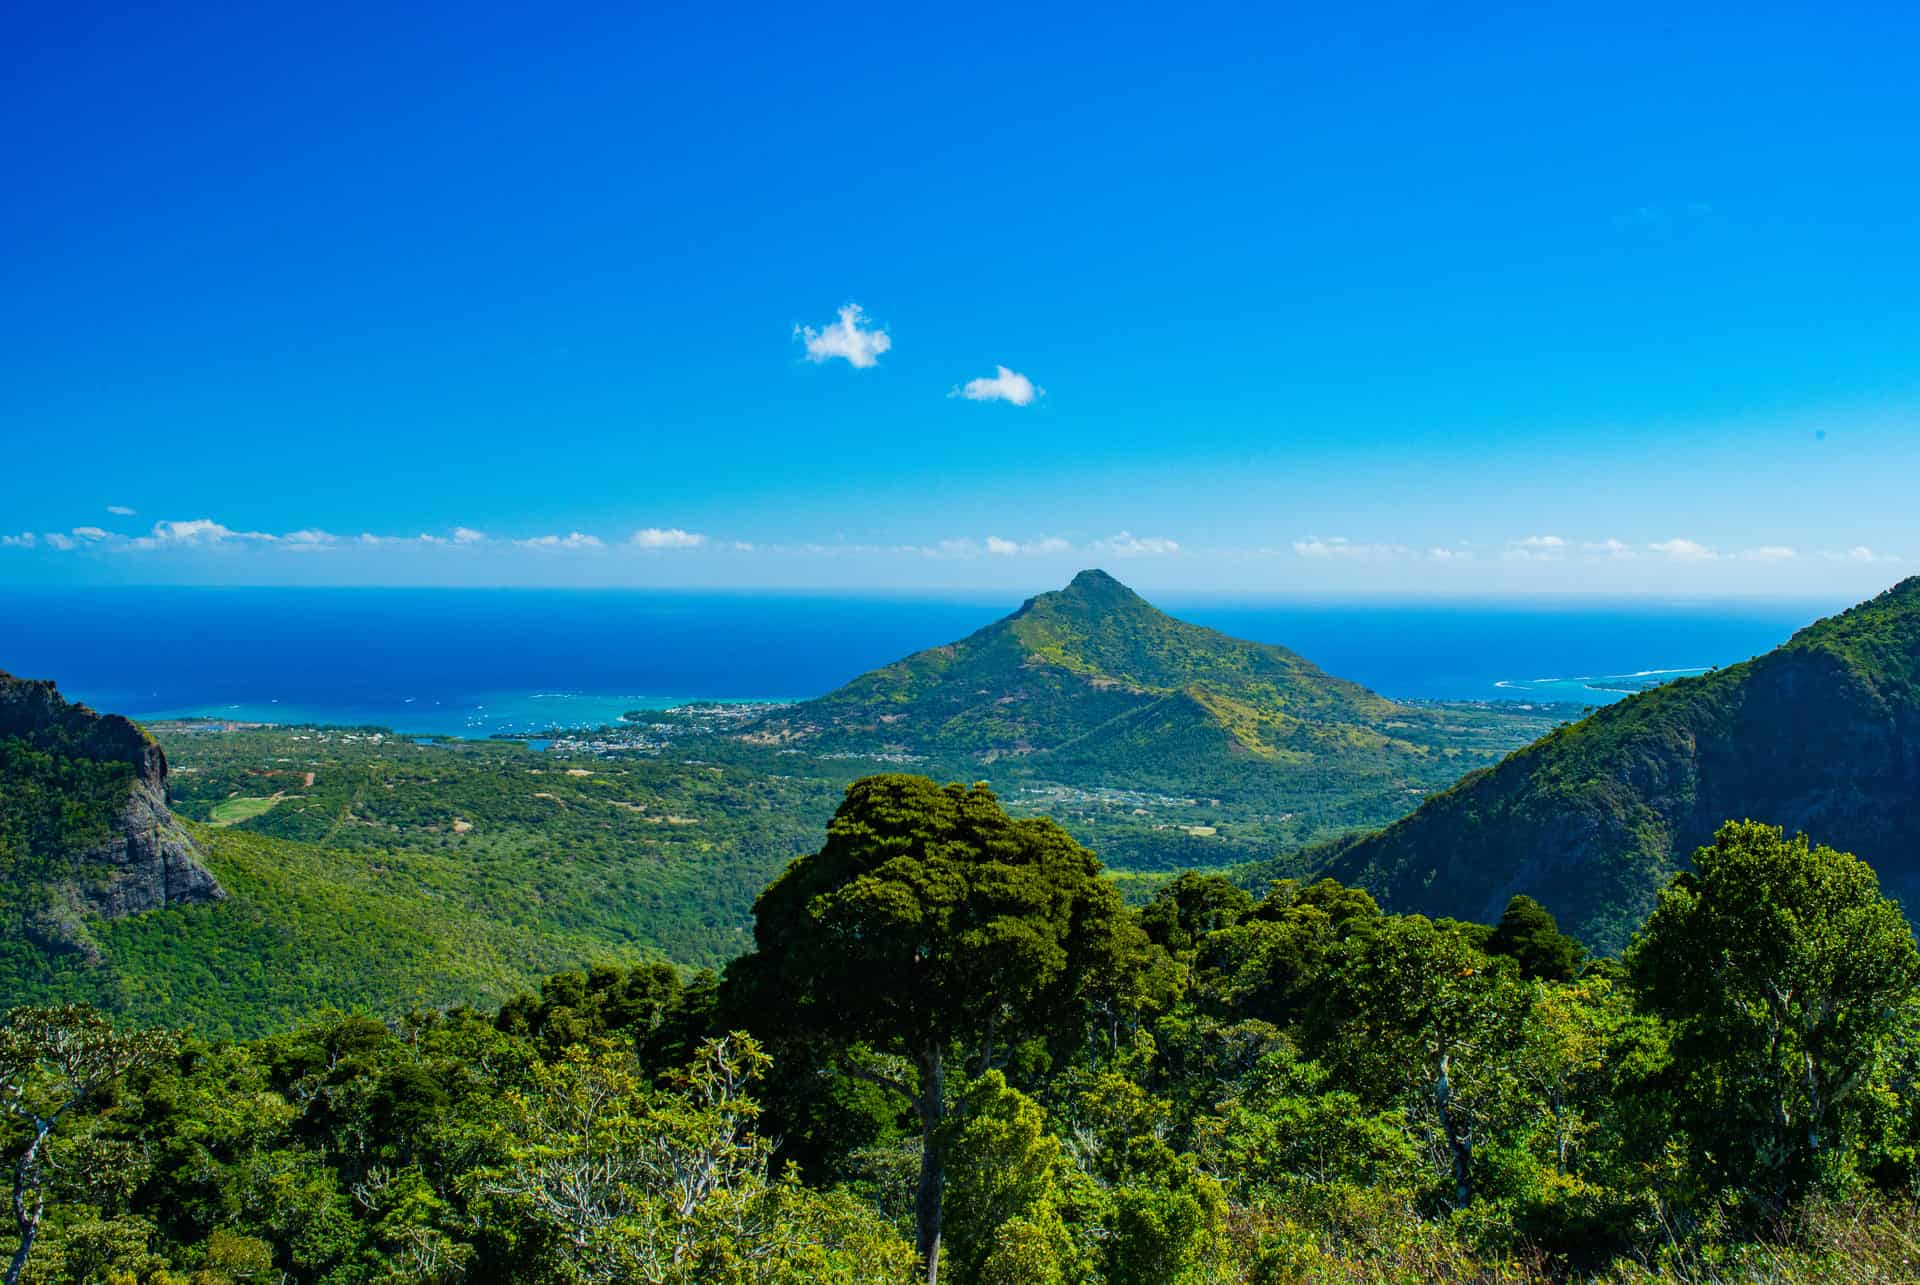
<box><xmin>0</xmin><ymin>673</ymin><xmax>222</xmax><ymax>961</ymax></box>
<box><xmin>742</xmin><ymin>570</ymin><xmax>1562</xmax><ymax>855</ymax></box>
<box><xmin>1300</xmin><ymin>577</ymin><xmax>1920</xmax><ymax>953</ymax></box>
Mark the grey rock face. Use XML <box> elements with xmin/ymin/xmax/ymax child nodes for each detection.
<box><xmin>76</xmin><ymin>772</ymin><xmax>226</xmax><ymax>918</ymax></box>
<box><xmin>3</xmin><ymin>670</ymin><xmax>226</xmax><ymax>957</ymax></box>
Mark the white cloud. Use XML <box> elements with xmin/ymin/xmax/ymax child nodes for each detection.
<box><xmin>795</xmin><ymin>303</ymin><xmax>890</xmax><ymax>369</ymax></box>
<box><xmin>986</xmin><ymin>535</ymin><xmax>1071</xmax><ymax>556</ymax></box>
<box><xmin>517</xmin><ymin>532</ymin><xmax>605</xmax><ymax>551</ymax></box>
<box><xmin>1293</xmin><ymin>536</ymin><xmax>1410</xmax><ymax>559</ymax></box>
<box><xmin>122</xmin><ymin>518</ymin><xmax>276</xmax><ymax>550</ymax></box>
<box><xmin>106</xmin><ymin>505</ymin><xmax>136</xmax><ymax>516</ymax></box>
<box><xmin>1650</xmin><ymin>537</ymin><xmax>1717</xmax><ymax>561</ymax></box>
<box><xmin>451</xmin><ymin>527</ymin><xmax>487</xmax><ymax>544</ymax></box>
<box><xmin>1823</xmin><ymin>546</ymin><xmax>1899</xmax><ymax>564</ymax></box>
<box><xmin>1428</xmin><ymin>547</ymin><xmax>1471</xmax><ymax>561</ymax></box>
<box><xmin>282</xmin><ymin>529</ymin><xmax>336</xmax><ymax>545</ymax></box>
<box><xmin>1737</xmin><ymin>545</ymin><xmax>1798</xmax><ymax>562</ymax></box>
<box><xmin>949</xmin><ymin>366</ymin><xmax>1043</xmax><ymax>406</ymax></box>
<box><xmin>0</xmin><ymin>534</ymin><xmax>33</xmax><ymax>548</ymax></box>
<box><xmin>418</xmin><ymin>533</ymin><xmax>449</xmax><ymax>545</ymax></box>
<box><xmin>43</xmin><ymin>533</ymin><xmax>76</xmax><ymax>550</ymax></box>
<box><xmin>1502</xmin><ymin>535</ymin><xmax>1569</xmax><ymax>562</ymax></box>
<box><xmin>72</xmin><ymin>526</ymin><xmax>109</xmax><ymax>541</ymax></box>
<box><xmin>1095</xmin><ymin>531</ymin><xmax>1180</xmax><ymax>557</ymax></box>
<box><xmin>1583</xmin><ymin>538</ymin><xmax>1636</xmax><ymax>559</ymax></box>
<box><xmin>630</xmin><ymin>527</ymin><xmax>706</xmax><ymax>550</ymax></box>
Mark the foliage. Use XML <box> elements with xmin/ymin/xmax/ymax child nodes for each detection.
<box><xmin>738</xmin><ymin>774</ymin><xmax>1132</xmax><ymax>1280</ymax></box>
<box><xmin>1630</xmin><ymin>820</ymin><xmax>1920</xmax><ymax>1205</ymax></box>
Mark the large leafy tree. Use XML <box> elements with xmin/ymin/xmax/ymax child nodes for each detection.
<box><xmin>1629</xmin><ymin>820</ymin><xmax>1920</xmax><ymax>1203</ymax></box>
<box><xmin>1306</xmin><ymin>915</ymin><xmax>1530</xmax><ymax>1208</ymax></box>
<box><xmin>740</xmin><ymin>775</ymin><xmax>1130</xmax><ymax>1284</ymax></box>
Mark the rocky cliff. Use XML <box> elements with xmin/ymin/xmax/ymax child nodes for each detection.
<box><xmin>1</xmin><ymin>672</ymin><xmax>223</xmax><ymax>956</ymax></box>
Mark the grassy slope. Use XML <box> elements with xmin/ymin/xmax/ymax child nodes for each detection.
<box><xmin>1298</xmin><ymin>577</ymin><xmax>1920</xmax><ymax>953</ymax></box>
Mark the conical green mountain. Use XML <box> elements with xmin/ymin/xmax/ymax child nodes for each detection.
<box><xmin>1309</xmin><ymin>576</ymin><xmax>1920</xmax><ymax>953</ymax></box>
<box><xmin>747</xmin><ymin>571</ymin><xmax>1545</xmax><ymax>843</ymax></box>
<box><xmin>757</xmin><ymin>569</ymin><xmax>1399</xmax><ymax>759</ymax></box>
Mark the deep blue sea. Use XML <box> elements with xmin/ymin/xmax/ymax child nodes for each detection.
<box><xmin>0</xmin><ymin>587</ymin><xmax>1848</xmax><ymax>738</ymax></box>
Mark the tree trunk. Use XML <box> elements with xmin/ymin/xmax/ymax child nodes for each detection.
<box><xmin>914</xmin><ymin>1045</ymin><xmax>946</xmax><ymax>1285</ymax></box>
<box><xmin>6</xmin><ymin>1123</ymin><xmax>49</xmax><ymax>1285</ymax></box>
<box><xmin>1434</xmin><ymin>1054</ymin><xmax>1471</xmax><ymax>1209</ymax></box>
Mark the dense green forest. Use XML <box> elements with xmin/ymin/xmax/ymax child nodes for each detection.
<box><xmin>1301</xmin><ymin>575</ymin><xmax>1920</xmax><ymax>952</ymax></box>
<box><xmin>0</xmin><ymin>726</ymin><xmax>872</xmax><ymax>1035</ymax></box>
<box><xmin>0</xmin><ymin>696</ymin><xmax>1555</xmax><ymax>1036</ymax></box>
<box><xmin>6</xmin><ymin>775</ymin><xmax>1919</xmax><ymax>1284</ymax></box>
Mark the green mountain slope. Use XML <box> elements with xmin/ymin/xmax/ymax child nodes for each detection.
<box><xmin>754</xmin><ymin>569</ymin><xmax>1402</xmax><ymax>759</ymax></box>
<box><xmin>1304</xmin><ymin>577</ymin><xmax>1920</xmax><ymax>953</ymax></box>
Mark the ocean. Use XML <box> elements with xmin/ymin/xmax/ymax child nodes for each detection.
<box><xmin>0</xmin><ymin>587</ymin><xmax>1846</xmax><ymax>738</ymax></box>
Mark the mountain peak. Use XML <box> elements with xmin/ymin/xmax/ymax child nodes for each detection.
<box><xmin>1046</xmin><ymin>568</ymin><xmax>1151</xmax><ymax>611</ymax></box>
<box><xmin>1066</xmin><ymin>567</ymin><xmax>1125</xmax><ymax>592</ymax></box>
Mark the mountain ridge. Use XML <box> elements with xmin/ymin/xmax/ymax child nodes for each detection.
<box><xmin>1300</xmin><ymin>576</ymin><xmax>1920</xmax><ymax>952</ymax></box>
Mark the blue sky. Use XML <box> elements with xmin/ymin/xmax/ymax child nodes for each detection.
<box><xmin>4</xmin><ymin>1</ymin><xmax>1918</xmax><ymax>596</ymax></box>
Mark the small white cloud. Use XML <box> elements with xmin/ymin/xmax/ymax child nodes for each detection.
<box><xmin>1294</xmin><ymin>536</ymin><xmax>1409</xmax><ymax>559</ymax></box>
<box><xmin>985</xmin><ymin>535</ymin><xmax>1072</xmax><ymax>556</ymax></box>
<box><xmin>727</xmin><ymin>541</ymin><xmax>756</xmax><ymax>552</ymax></box>
<box><xmin>1823</xmin><ymin>546</ymin><xmax>1899</xmax><ymax>564</ymax></box>
<box><xmin>106</xmin><ymin>505</ymin><xmax>136</xmax><ymax>516</ymax></box>
<box><xmin>1503</xmin><ymin>535</ymin><xmax>1569</xmax><ymax>562</ymax></box>
<box><xmin>630</xmin><ymin>527</ymin><xmax>707</xmax><ymax>550</ymax></box>
<box><xmin>72</xmin><ymin>526</ymin><xmax>109</xmax><ymax>541</ymax></box>
<box><xmin>168</xmin><ymin>519</ymin><xmax>270</xmax><ymax>544</ymax></box>
<box><xmin>122</xmin><ymin>518</ymin><xmax>275</xmax><ymax>550</ymax></box>
<box><xmin>418</xmin><ymin>533</ymin><xmax>449</xmax><ymax>545</ymax></box>
<box><xmin>518</xmin><ymin>532</ymin><xmax>605</xmax><ymax>551</ymax></box>
<box><xmin>795</xmin><ymin>303</ymin><xmax>891</xmax><ymax>369</ymax></box>
<box><xmin>44</xmin><ymin>533</ymin><xmax>76</xmax><ymax>550</ymax></box>
<box><xmin>358</xmin><ymin>533</ymin><xmax>390</xmax><ymax>546</ymax></box>
<box><xmin>1583</xmin><ymin>538</ymin><xmax>1636</xmax><ymax>559</ymax></box>
<box><xmin>949</xmin><ymin>365</ymin><xmax>1043</xmax><ymax>406</ymax></box>
<box><xmin>1738</xmin><ymin>545</ymin><xmax>1798</xmax><ymax>562</ymax></box>
<box><xmin>1650</xmin><ymin>537</ymin><xmax>1717</xmax><ymax>561</ymax></box>
<box><xmin>1428</xmin><ymin>547</ymin><xmax>1471</xmax><ymax>561</ymax></box>
<box><xmin>282</xmin><ymin>529</ymin><xmax>337</xmax><ymax>546</ymax></box>
<box><xmin>1095</xmin><ymin>531</ymin><xmax>1180</xmax><ymax>557</ymax></box>
<box><xmin>0</xmin><ymin>533</ymin><xmax>34</xmax><ymax>549</ymax></box>
<box><xmin>451</xmin><ymin>527</ymin><xmax>487</xmax><ymax>544</ymax></box>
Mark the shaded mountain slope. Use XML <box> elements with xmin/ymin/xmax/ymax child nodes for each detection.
<box><xmin>1304</xmin><ymin>577</ymin><xmax>1920</xmax><ymax>952</ymax></box>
